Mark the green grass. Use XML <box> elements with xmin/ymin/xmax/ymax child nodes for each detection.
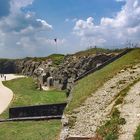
<box><xmin>0</xmin><ymin>77</ymin><xmax>66</xmax><ymax>140</ymax></box>
<box><xmin>73</xmin><ymin>47</ymin><xmax>123</xmax><ymax>57</ymax></box>
<box><xmin>97</xmin><ymin>108</ymin><xmax>126</xmax><ymax>140</ymax></box>
<box><xmin>46</xmin><ymin>54</ymin><xmax>65</xmax><ymax>66</ymax></box>
<box><xmin>1</xmin><ymin>77</ymin><xmax>66</xmax><ymax>119</ymax></box>
<box><xmin>134</xmin><ymin>125</ymin><xmax>140</xmax><ymax>140</ymax></box>
<box><xmin>0</xmin><ymin>120</ymin><xmax>61</xmax><ymax>140</ymax></box>
<box><xmin>65</xmin><ymin>48</ymin><xmax>140</xmax><ymax>114</ymax></box>
<box><xmin>27</xmin><ymin>54</ymin><xmax>65</xmax><ymax>66</ymax></box>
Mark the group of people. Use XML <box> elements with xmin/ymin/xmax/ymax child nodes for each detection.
<box><xmin>0</xmin><ymin>74</ymin><xmax>6</xmax><ymax>81</ymax></box>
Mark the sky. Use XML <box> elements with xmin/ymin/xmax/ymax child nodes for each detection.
<box><xmin>0</xmin><ymin>0</ymin><xmax>140</xmax><ymax>58</ymax></box>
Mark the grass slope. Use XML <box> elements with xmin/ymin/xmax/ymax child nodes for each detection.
<box><xmin>73</xmin><ymin>47</ymin><xmax>123</xmax><ymax>57</ymax></box>
<box><xmin>0</xmin><ymin>77</ymin><xmax>66</xmax><ymax>140</ymax></box>
<box><xmin>1</xmin><ymin>77</ymin><xmax>66</xmax><ymax>118</ymax></box>
<box><xmin>26</xmin><ymin>54</ymin><xmax>65</xmax><ymax>66</ymax></box>
<box><xmin>0</xmin><ymin>120</ymin><xmax>61</xmax><ymax>140</ymax></box>
<box><xmin>65</xmin><ymin>48</ymin><xmax>140</xmax><ymax>114</ymax></box>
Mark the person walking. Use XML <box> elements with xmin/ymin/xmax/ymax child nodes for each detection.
<box><xmin>4</xmin><ymin>76</ymin><xmax>6</xmax><ymax>81</ymax></box>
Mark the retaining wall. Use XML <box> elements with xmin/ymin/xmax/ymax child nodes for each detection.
<box><xmin>9</xmin><ymin>103</ymin><xmax>67</xmax><ymax>118</ymax></box>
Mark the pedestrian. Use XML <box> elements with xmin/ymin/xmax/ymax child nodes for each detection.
<box><xmin>4</xmin><ymin>76</ymin><xmax>6</xmax><ymax>81</ymax></box>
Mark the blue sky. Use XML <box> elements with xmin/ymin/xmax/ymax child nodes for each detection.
<box><xmin>30</xmin><ymin>0</ymin><xmax>124</xmax><ymax>23</ymax></box>
<box><xmin>27</xmin><ymin>0</ymin><xmax>124</xmax><ymax>36</ymax></box>
<box><xmin>0</xmin><ymin>0</ymin><xmax>140</xmax><ymax>58</ymax></box>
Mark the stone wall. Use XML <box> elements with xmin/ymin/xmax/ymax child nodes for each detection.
<box><xmin>0</xmin><ymin>52</ymin><xmax>117</xmax><ymax>91</ymax></box>
<box><xmin>35</xmin><ymin>54</ymin><xmax>114</xmax><ymax>91</ymax></box>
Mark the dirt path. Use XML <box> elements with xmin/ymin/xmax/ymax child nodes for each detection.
<box><xmin>118</xmin><ymin>81</ymin><xmax>140</xmax><ymax>140</ymax></box>
<box><xmin>68</xmin><ymin>64</ymin><xmax>140</xmax><ymax>137</ymax></box>
<box><xmin>0</xmin><ymin>74</ymin><xmax>24</xmax><ymax>114</ymax></box>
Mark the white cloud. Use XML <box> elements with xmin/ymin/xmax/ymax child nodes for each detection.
<box><xmin>1</xmin><ymin>0</ymin><xmax>140</xmax><ymax>58</ymax></box>
<box><xmin>0</xmin><ymin>0</ymin><xmax>66</xmax><ymax>58</ymax></box>
<box><xmin>74</xmin><ymin>17</ymin><xmax>94</xmax><ymax>30</ymax></box>
<box><xmin>10</xmin><ymin>0</ymin><xmax>33</xmax><ymax>13</ymax></box>
<box><xmin>36</xmin><ymin>19</ymin><xmax>53</xmax><ymax>29</ymax></box>
<box><xmin>36</xmin><ymin>37</ymin><xmax>66</xmax><ymax>47</ymax></box>
<box><xmin>73</xmin><ymin>0</ymin><xmax>140</xmax><ymax>47</ymax></box>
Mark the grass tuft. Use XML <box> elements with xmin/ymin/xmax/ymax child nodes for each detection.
<box><xmin>97</xmin><ymin>108</ymin><xmax>125</xmax><ymax>140</ymax></box>
<box><xmin>134</xmin><ymin>125</ymin><xmax>140</xmax><ymax>140</ymax></box>
<box><xmin>97</xmin><ymin>78</ymin><xmax>140</xmax><ymax>140</ymax></box>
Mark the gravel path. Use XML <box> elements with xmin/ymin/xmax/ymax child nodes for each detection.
<box><xmin>0</xmin><ymin>74</ymin><xmax>24</xmax><ymax>114</ymax></box>
<box><xmin>118</xmin><ymin>81</ymin><xmax>140</xmax><ymax>140</ymax></box>
<box><xmin>68</xmin><ymin>64</ymin><xmax>140</xmax><ymax>137</ymax></box>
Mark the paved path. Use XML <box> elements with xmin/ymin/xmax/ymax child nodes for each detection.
<box><xmin>118</xmin><ymin>81</ymin><xmax>140</xmax><ymax>140</ymax></box>
<box><xmin>0</xmin><ymin>74</ymin><xmax>24</xmax><ymax>114</ymax></box>
<box><xmin>68</xmin><ymin>64</ymin><xmax>140</xmax><ymax>137</ymax></box>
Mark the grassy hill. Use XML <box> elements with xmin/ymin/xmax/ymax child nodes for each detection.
<box><xmin>73</xmin><ymin>47</ymin><xmax>123</xmax><ymax>57</ymax></box>
<box><xmin>28</xmin><ymin>54</ymin><xmax>65</xmax><ymax>66</ymax></box>
<box><xmin>1</xmin><ymin>48</ymin><xmax>140</xmax><ymax>140</ymax></box>
<box><xmin>1</xmin><ymin>77</ymin><xmax>66</xmax><ymax>119</ymax></box>
<box><xmin>63</xmin><ymin>48</ymin><xmax>140</xmax><ymax>139</ymax></box>
<box><xmin>0</xmin><ymin>120</ymin><xmax>61</xmax><ymax>140</ymax></box>
<box><xmin>65</xmin><ymin>48</ymin><xmax>140</xmax><ymax>114</ymax></box>
<box><xmin>0</xmin><ymin>54</ymin><xmax>65</xmax><ymax>69</ymax></box>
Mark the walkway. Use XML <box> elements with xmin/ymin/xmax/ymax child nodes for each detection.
<box><xmin>68</xmin><ymin>64</ymin><xmax>140</xmax><ymax>137</ymax></box>
<box><xmin>0</xmin><ymin>74</ymin><xmax>24</xmax><ymax>114</ymax></box>
<box><xmin>118</xmin><ymin>80</ymin><xmax>140</xmax><ymax>140</ymax></box>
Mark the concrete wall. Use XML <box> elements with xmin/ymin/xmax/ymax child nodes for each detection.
<box><xmin>9</xmin><ymin>103</ymin><xmax>67</xmax><ymax>118</ymax></box>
